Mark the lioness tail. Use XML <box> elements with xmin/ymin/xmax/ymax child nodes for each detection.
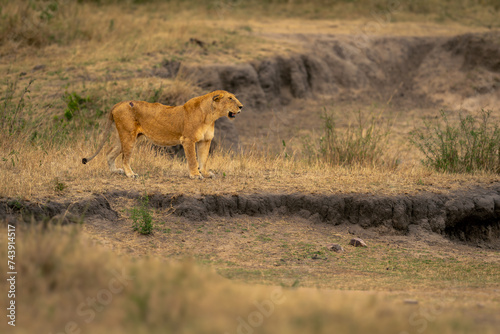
<box><xmin>81</xmin><ymin>112</ymin><xmax>115</xmax><ymax>165</ymax></box>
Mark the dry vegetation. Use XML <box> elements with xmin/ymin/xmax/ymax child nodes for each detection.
<box><xmin>0</xmin><ymin>223</ymin><xmax>498</xmax><ymax>334</ymax></box>
<box><xmin>1</xmin><ymin>1</ymin><xmax>500</xmax><ymax>333</ymax></box>
<box><xmin>1</xmin><ymin>137</ymin><xmax>499</xmax><ymax>201</ymax></box>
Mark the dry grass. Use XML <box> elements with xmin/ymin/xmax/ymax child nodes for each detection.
<box><xmin>0</xmin><ymin>1</ymin><xmax>297</xmax><ymax>63</ymax></box>
<box><xmin>1</xmin><ymin>222</ymin><xmax>498</xmax><ymax>334</ymax></box>
<box><xmin>0</xmin><ymin>134</ymin><xmax>498</xmax><ymax>200</ymax></box>
<box><xmin>1</xmin><ymin>0</ymin><xmax>498</xmax><ymax>54</ymax></box>
<box><xmin>2</xmin><ymin>0</ymin><xmax>496</xmax><ymax>65</ymax></box>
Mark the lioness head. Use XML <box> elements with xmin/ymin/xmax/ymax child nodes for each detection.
<box><xmin>212</xmin><ymin>91</ymin><xmax>243</xmax><ymax>119</ymax></box>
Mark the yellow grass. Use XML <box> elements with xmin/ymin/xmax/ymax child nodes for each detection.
<box><xmin>1</xmin><ymin>134</ymin><xmax>498</xmax><ymax>200</ymax></box>
<box><xmin>2</xmin><ymin>1</ymin><xmax>496</xmax><ymax>69</ymax></box>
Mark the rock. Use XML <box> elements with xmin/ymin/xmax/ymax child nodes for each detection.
<box><xmin>326</xmin><ymin>243</ymin><xmax>344</xmax><ymax>253</ymax></box>
<box><xmin>32</xmin><ymin>64</ymin><xmax>46</xmax><ymax>71</ymax></box>
<box><xmin>404</xmin><ymin>299</ymin><xmax>419</xmax><ymax>305</ymax></box>
<box><xmin>189</xmin><ymin>37</ymin><xmax>206</xmax><ymax>48</ymax></box>
<box><xmin>349</xmin><ymin>238</ymin><xmax>367</xmax><ymax>247</ymax></box>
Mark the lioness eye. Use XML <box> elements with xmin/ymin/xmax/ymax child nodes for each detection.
<box><xmin>229</xmin><ymin>97</ymin><xmax>232</xmax><ymax>100</ymax></box>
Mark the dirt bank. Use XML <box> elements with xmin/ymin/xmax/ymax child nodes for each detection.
<box><xmin>2</xmin><ymin>187</ymin><xmax>500</xmax><ymax>248</ymax></box>
<box><xmin>155</xmin><ymin>31</ymin><xmax>500</xmax><ymax>150</ymax></box>
<box><xmin>165</xmin><ymin>32</ymin><xmax>500</xmax><ymax>110</ymax></box>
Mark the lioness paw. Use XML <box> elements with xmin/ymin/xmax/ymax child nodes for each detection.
<box><xmin>202</xmin><ymin>171</ymin><xmax>215</xmax><ymax>178</ymax></box>
<box><xmin>189</xmin><ymin>174</ymin><xmax>204</xmax><ymax>180</ymax></box>
<box><xmin>112</xmin><ymin>168</ymin><xmax>125</xmax><ymax>175</ymax></box>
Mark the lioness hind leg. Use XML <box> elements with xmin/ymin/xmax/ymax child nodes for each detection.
<box><xmin>106</xmin><ymin>139</ymin><xmax>124</xmax><ymax>175</ymax></box>
<box><xmin>120</xmin><ymin>135</ymin><xmax>138</xmax><ymax>178</ymax></box>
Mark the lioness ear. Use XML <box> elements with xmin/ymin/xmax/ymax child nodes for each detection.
<box><xmin>213</xmin><ymin>93</ymin><xmax>223</xmax><ymax>102</ymax></box>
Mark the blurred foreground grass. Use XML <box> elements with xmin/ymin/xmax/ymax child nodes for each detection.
<box><xmin>1</xmin><ymin>223</ymin><xmax>498</xmax><ymax>334</ymax></box>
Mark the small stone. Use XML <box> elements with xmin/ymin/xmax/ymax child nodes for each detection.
<box><xmin>404</xmin><ymin>299</ymin><xmax>418</xmax><ymax>305</ymax></box>
<box><xmin>32</xmin><ymin>64</ymin><xmax>46</xmax><ymax>71</ymax></box>
<box><xmin>326</xmin><ymin>243</ymin><xmax>345</xmax><ymax>253</ymax></box>
<box><xmin>349</xmin><ymin>238</ymin><xmax>367</xmax><ymax>247</ymax></box>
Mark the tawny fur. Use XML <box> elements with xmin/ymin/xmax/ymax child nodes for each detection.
<box><xmin>82</xmin><ymin>90</ymin><xmax>243</xmax><ymax>179</ymax></box>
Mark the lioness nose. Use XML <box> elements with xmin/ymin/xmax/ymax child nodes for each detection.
<box><xmin>239</xmin><ymin>105</ymin><xmax>243</xmax><ymax>110</ymax></box>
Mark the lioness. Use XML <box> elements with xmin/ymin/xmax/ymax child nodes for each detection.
<box><xmin>82</xmin><ymin>90</ymin><xmax>243</xmax><ymax>179</ymax></box>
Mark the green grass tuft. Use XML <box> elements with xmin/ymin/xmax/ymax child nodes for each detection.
<box><xmin>130</xmin><ymin>195</ymin><xmax>155</xmax><ymax>235</ymax></box>
<box><xmin>410</xmin><ymin>109</ymin><xmax>500</xmax><ymax>174</ymax></box>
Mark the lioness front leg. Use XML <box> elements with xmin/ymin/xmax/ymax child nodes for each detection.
<box><xmin>197</xmin><ymin>140</ymin><xmax>215</xmax><ymax>178</ymax></box>
<box><xmin>181</xmin><ymin>138</ymin><xmax>202</xmax><ymax>179</ymax></box>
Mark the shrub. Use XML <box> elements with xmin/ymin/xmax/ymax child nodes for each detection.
<box><xmin>63</xmin><ymin>92</ymin><xmax>91</xmax><ymax>121</ymax></box>
<box><xmin>130</xmin><ymin>195</ymin><xmax>155</xmax><ymax>235</ymax></box>
<box><xmin>410</xmin><ymin>109</ymin><xmax>500</xmax><ymax>174</ymax></box>
<box><xmin>304</xmin><ymin>108</ymin><xmax>392</xmax><ymax>168</ymax></box>
<box><xmin>53</xmin><ymin>177</ymin><xmax>66</xmax><ymax>193</ymax></box>
<box><xmin>48</xmin><ymin>91</ymin><xmax>105</xmax><ymax>144</ymax></box>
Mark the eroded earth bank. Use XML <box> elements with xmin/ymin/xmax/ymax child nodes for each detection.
<box><xmin>2</xmin><ymin>186</ymin><xmax>500</xmax><ymax>249</ymax></box>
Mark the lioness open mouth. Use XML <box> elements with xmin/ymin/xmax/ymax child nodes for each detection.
<box><xmin>228</xmin><ymin>112</ymin><xmax>236</xmax><ymax>118</ymax></box>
